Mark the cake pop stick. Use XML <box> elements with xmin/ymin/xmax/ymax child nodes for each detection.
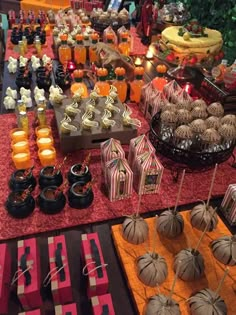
<box><xmin>173</xmin><ymin>169</ymin><xmax>186</xmax><ymax>214</ymax></box>
<box><xmin>169</xmin><ymin>261</ymin><xmax>181</xmax><ymax>299</ymax></box>
<box><xmin>194</xmin><ymin>207</ymin><xmax>217</xmax><ymax>252</ymax></box>
<box><xmin>135</xmin><ymin>193</ymin><xmax>142</xmax><ymax>216</ymax></box>
<box><xmin>206</xmin><ymin>164</ymin><xmax>218</xmax><ymax>207</ymax></box>
<box><xmin>215</xmin><ymin>267</ymin><xmax>229</xmax><ymax>295</ymax></box>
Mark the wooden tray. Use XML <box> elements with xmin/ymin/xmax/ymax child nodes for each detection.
<box><xmin>111</xmin><ymin>211</ymin><xmax>236</xmax><ymax>315</ymax></box>
<box><xmin>54</xmin><ymin>97</ymin><xmax>138</xmax><ymax>153</ymax></box>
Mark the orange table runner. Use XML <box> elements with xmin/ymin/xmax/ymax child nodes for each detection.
<box><xmin>112</xmin><ymin>212</ymin><xmax>236</xmax><ymax>315</ymax></box>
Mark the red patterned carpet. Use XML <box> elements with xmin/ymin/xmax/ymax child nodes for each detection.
<box><xmin>0</xmin><ymin>107</ymin><xmax>235</xmax><ymax>241</ymax></box>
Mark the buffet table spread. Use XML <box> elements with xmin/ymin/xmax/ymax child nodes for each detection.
<box><xmin>0</xmin><ymin>108</ymin><xmax>235</xmax><ymax>241</ymax></box>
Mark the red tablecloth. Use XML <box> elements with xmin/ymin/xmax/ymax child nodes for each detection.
<box><xmin>5</xmin><ymin>30</ymin><xmax>55</xmax><ymax>61</ymax></box>
<box><xmin>0</xmin><ymin>107</ymin><xmax>235</xmax><ymax>241</ymax></box>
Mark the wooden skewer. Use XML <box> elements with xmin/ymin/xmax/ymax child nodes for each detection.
<box><xmin>215</xmin><ymin>267</ymin><xmax>229</xmax><ymax>295</ymax></box>
<box><xmin>194</xmin><ymin>207</ymin><xmax>217</xmax><ymax>252</ymax></box>
<box><xmin>135</xmin><ymin>193</ymin><xmax>142</xmax><ymax>216</ymax></box>
<box><xmin>152</xmin><ymin>215</ymin><xmax>158</xmax><ymax>253</ymax></box>
<box><xmin>173</xmin><ymin>169</ymin><xmax>186</xmax><ymax>214</ymax></box>
<box><xmin>169</xmin><ymin>261</ymin><xmax>181</xmax><ymax>299</ymax></box>
<box><xmin>206</xmin><ymin>164</ymin><xmax>218</xmax><ymax>207</ymax></box>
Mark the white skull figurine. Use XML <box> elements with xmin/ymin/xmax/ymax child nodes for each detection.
<box><xmin>7</xmin><ymin>62</ymin><xmax>17</xmax><ymax>74</ymax></box>
<box><xmin>20</xmin><ymin>87</ymin><xmax>31</xmax><ymax>98</ymax></box>
<box><xmin>34</xmin><ymin>86</ymin><xmax>45</xmax><ymax>96</ymax></box>
<box><xmin>19</xmin><ymin>56</ymin><xmax>28</xmax><ymax>67</ymax></box>
<box><xmin>6</xmin><ymin>87</ymin><xmax>17</xmax><ymax>99</ymax></box>
<box><xmin>4</xmin><ymin>96</ymin><xmax>16</xmax><ymax>109</ymax></box>
<box><xmin>21</xmin><ymin>95</ymin><xmax>33</xmax><ymax>108</ymax></box>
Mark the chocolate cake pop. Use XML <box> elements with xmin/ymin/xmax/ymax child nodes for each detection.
<box><xmin>177</xmin><ymin>109</ymin><xmax>193</xmax><ymax>124</ymax></box>
<box><xmin>191</xmin><ymin>106</ymin><xmax>208</xmax><ymax>119</ymax></box>
<box><xmin>122</xmin><ymin>214</ymin><xmax>149</xmax><ymax>245</ymax></box>
<box><xmin>137</xmin><ymin>252</ymin><xmax>168</xmax><ymax>287</ymax></box>
<box><xmin>156</xmin><ymin>210</ymin><xmax>184</xmax><ymax>239</ymax></box>
<box><xmin>188</xmin><ymin>288</ymin><xmax>227</xmax><ymax>315</ymax></box>
<box><xmin>191</xmin><ymin>99</ymin><xmax>207</xmax><ymax>110</ymax></box>
<box><xmin>174</xmin><ymin>248</ymin><xmax>205</xmax><ymax>281</ymax></box>
<box><xmin>190</xmin><ymin>119</ymin><xmax>207</xmax><ymax>134</ymax></box>
<box><xmin>210</xmin><ymin>235</ymin><xmax>236</xmax><ymax>266</ymax></box>
<box><xmin>207</xmin><ymin>102</ymin><xmax>224</xmax><ymax>117</ymax></box>
<box><xmin>145</xmin><ymin>294</ymin><xmax>180</xmax><ymax>315</ymax></box>
<box><xmin>205</xmin><ymin>116</ymin><xmax>221</xmax><ymax>129</ymax></box>
<box><xmin>190</xmin><ymin>203</ymin><xmax>218</xmax><ymax>232</ymax></box>
<box><xmin>221</xmin><ymin>114</ymin><xmax>236</xmax><ymax>126</ymax></box>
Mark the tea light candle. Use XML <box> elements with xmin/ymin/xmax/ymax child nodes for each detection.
<box><xmin>11</xmin><ymin>139</ymin><xmax>29</xmax><ymax>153</ymax></box>
<box><xmin>134</xmin><ymin>57</ymin><xmax>142</xmax><ymax>66</ymax></box>
<box><xmin>38</xmin><ymin>147</ymin><xmax>56</xmax><ymax>166</ymax></box>
<box><xmin>36</xmin><ymin>125</ymin><xmax>52</xmax><ymax>138</ymax></box>
<box><xmin>12</xmin><ymin>151</ymin><xmax>32</xmax><ymax>169</ymax></box>
<box><xmin>10</xmin><ymin>128</ymin><xmax>28</xmax><ymax>142</ymax></box>
<box><xmin>146</xmin><ymin>50</ymin><xmax>153</xmax><ymax>60</ymax></box>
<box><xmin>36</xmin><ymin>137</ymin><xmax>54</xmax><ymax>149</ymax></box>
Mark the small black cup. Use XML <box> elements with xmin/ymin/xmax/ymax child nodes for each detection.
<box><xmin>38</xmin><ymin>186</ymin><xmax>66</xmax><ymax>214</ymax></box>
<box><xmin>68</xmin><ymin>182</ymin><xmax>94</xmax><ymax>209</ymax></box>
<box><xmin>5</xmin><ymin>191</ymin><xmax>35</xmax><ymax>218</ymax></box>
<box><xmin>39</xmin><ymin>166</ymin><xmax>63</xmax><ymax>189</ymax></box>
<box><xmin>67</xmin><ymin>164</ymin><xmax>92</xmax><ymax>186</ymax></box>
<box><xmin>9</xmin><ymin>169</ymin><xmax>36</xmax><ymax>192</ymax></box>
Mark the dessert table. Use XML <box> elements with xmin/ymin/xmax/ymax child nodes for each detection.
<box><xmin>1</xmin><ymin>23</ymin><xmax>236</xmax><ymax>315</ymax></box>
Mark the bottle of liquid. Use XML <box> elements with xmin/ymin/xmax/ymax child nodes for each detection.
<box><xmin>130</xmin><ymin>66</ymin><xmax>145</xmax><ymax>103</ymax></box>
<box><xmin>22</xmin><ymin>35</ymin><xmax>28</xmax><ymax>54</ymax></box>
<box><xmin>224</xmin><ymin>65</ymin><xmax>236</xmax><ymax>91</ymax></box>
<box><xmin>18</xmin><ymin>40</ymin><xmax>25</xmax><ymax>56</ymax></box>
<box><xmin>74</xmin><ymin>34</ymin><xmax>86</xmax><ymax>66</ymax></box>
<box><xmin>70</xmin><ymin>69</ymin><xmax>88</xmax><ymax>97</ymax></box>
<box><xmin>35</xmin><ymin>39</ymin><xmax>42</xmax><ymax>58</ymax></box>
<box><xmin>58</xmin><ymin>34</ymin><xmax>72</xmax><ymax>65</ymax></box>
<box><xmin>152</xmin><ymin>64</ymin><xmax>168</xmax><ymax>92</ymax></box>
<box><xmin>18</xmin><ymin>111</ymin><xmax>29</xmax><ymax>134</ymax></box>
<box><xmin>16</xmin><ymin>99</ymin><xmax>27</xmax><ymax>113</ymax></box>
<box><xmin>89</xmin><ymin>33</ymin><xmax>99</xmax><ymax>64</ymax></box>
<box><xmin>118</xmin><ymin>32</ymin><xmax>130</xmax><ymax>56</ymax></box>
<box><xmin>106</xmin><ymin>32</ymin><xmax>116</xmax><ymax>50</ymax></box>
<box><xmin>113</xmin><ymin>67</ymin><xmax>127</xmax><ymax>103</ymax></box>
<box><xmin>37</xmin><ymin>96</ymin><xmax>47</xmax><ymax>110</ymax></box>
<box><xmin>94</xmin><ymin>68</ymin><xmax>110</xmax><ymax>97</ymax></box>
<box><xmin>212</xmin><ymin>59</ymin><xmax>228</xmax><ymax>83</ymax></box>
<box><xmin>37</xmin><ymin>107</ymin><xmax>47</xmax><ymax>126</ymax></box>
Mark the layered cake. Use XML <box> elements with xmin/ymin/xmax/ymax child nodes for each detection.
<box><xmin>161</xmin><ymin>21</ymin><xmax>223</xmax><ymax>63</ymax></box>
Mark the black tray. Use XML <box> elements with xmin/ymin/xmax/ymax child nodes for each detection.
<box><xmin>149</xmin><ymin>113</ymin><xmax>235</xmax><ymax>170</ymax></box>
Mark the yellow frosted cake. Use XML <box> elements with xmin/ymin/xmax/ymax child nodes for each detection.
<box><xmin>161</xmin><ymin>25</ymin><xmax>223</xmax><ymax>63</ymax></box>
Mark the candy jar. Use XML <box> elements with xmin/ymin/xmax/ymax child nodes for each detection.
<box><xmin>70</xmin><ymin>69</ymin><xmax>88</xmax><ymax>97</ymax></box>
<box><xmin>74</xmin><ymin>34</ymin><xmax>86</xmax><ymax>65</ymax></box>
<box><xmin>58</xmin><ymin>34</ymin><xmax>72</xmax><ymax>65</ymax></box>
<box><xmin>94</xmin><ymin>68</ymin><xmax>110</xmax><ymax>96</ymax></box>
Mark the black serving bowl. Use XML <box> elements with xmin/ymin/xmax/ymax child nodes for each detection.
<box><xmin>5</xmin><ymin>191</ymin><xmax>35</xmax><ymax>219</ymax></box>
<box><xmin>68</xmin><ymin>181</ymin><xmax>94</xmax><ymax>209</ymax></box>
<box><xmin>38</xmin><ymin>186</ymin><xmax>66</xmax><ymax>214</ymax></box>
<box><xmin>39</xmin><ymin>166</ymin><xmax>63</xmax><ymax>189</ymax></box>
<box><xmin>67</xmin><ymin>164</ymin><xmax>92</xmax><ymax>186</ymax></box>
<box><xmin>9</xmin><ymin>169</ymin><xmax>36</xmax><ymax>191</ymax></box>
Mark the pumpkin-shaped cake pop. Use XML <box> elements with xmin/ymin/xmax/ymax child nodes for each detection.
<box><xmin>145</xmin><ymin>294</ymin><xmax>181</xmax><ymax>315</ymax></box>
<box><xmin>191</xmin><ymin>99</ymin><xmax>207</xmax><ymax>110</ymax></box>
<box><xmin>174</xmin><ymin>248</ymin><xmax>205</xmax><ymax>281</ymax></box>
<box><xmin>190</xmin><ymin>202</ymin><xmax>218</xmax><ymax>232</ymax></box>
<box><xmin>122</xmin><ymin>214</ymin><xmax>149</xmax><ymax>245</ymax></box>
<box><xmin>210</xmin><ymin>235</ymin><xmax>236</xmax><ymax>266</ymax></box>
<box><xmin>205</xmin><ymin>116</ymin><xmax>221</xmax><ymax>129</ymax></box>
<box><xmin>137</xmin><ymin>252</ymin><xmax>168</xmax><ymax>287</ymax></box>
<box><xmin>156</xmin><ymin>210</ymin><xmax>184</xmax><ymax>239</ymax></box>
<box><xmin>188</xmin><ymin>288</ymin><xmax>227</xmax><ymax>315</ymax></box>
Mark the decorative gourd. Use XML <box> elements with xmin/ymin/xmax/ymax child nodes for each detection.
<box><xmin>91</xmin><ymin>33</ymin><xmax>99</xmax><ymax>41</ymax></box>
<box><xmin>115</xmin><ymin>67</ymin><xmax>126</xmax><ymax>76</ymax></box>
<box><xmin>76</xmin><ymin>33</ymin><xmax>84</xmax><ymax>41</ymax></box>
<box><xmin>190</xmin><ymin>202</ymin><xmax>218</xmax><ymax>232</ymax></box>
<box><xmin>145</xmin><ymin>294</ymin><xmax>180</xmax><ymax>315</ymax></box>
<box><xmin>174</xmin><ymin>248</ymin><xmax>205</xmax><ymax>281</ymax></box>
<box><xmin>156</xmin><ymin>210</ymin><xmax>184</xmax><ymax>239</ymax></box>
<box><xmin>188</xmin><ymin>288</ymin><xmax>227</xmax><ymax>315</ymax></box>
<box><xmin>137</xmin><ymin>252</ymin><xmax>168</xmax><ymax>287</ymax></box>
<box><xmin>122</xmin><ymin>214</ymin><xmax>149</xmax><ymax>245</ymax></box>
<box><xmin>156</xmin><ymin>64</ymin><xmax>167</xmax><ymax>74</ymax></box>
<box><xmin>73</xmin><ymin>69</ymin><xmax>84</xmax><ymax>78</ymax></box>
<box><xmin>60</xmin><ymin>34</ymin><xmax>68</xmax><ymax>41</ymax></box>
<box><xmin>210</xmin><ymin>235</ymin><xmax>236</xmax><ymax>266</ymax></box>
<box><xmin>97</xmin><ymin>68</ymin><xmax>108</xmax><ymax>77</ymax></box>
